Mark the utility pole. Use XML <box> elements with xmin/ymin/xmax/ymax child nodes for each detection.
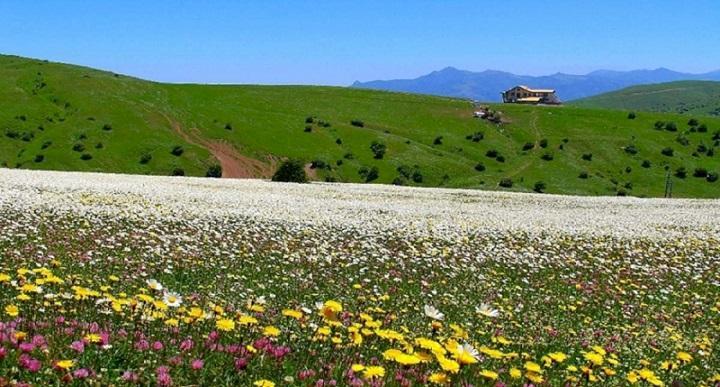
<box><xmin>664</xmin><ymin>171</ymin><xmax>673</xmax><ymax>198</ymax></box>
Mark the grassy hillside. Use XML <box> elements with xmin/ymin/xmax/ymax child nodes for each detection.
<box><xmin>571</xmin><ymin>80</ymin><xmax>720</xmax><ymax>116</ymax></box>
<box><xmin>2</xmin><ymin>55</ymin><xmax>720</xmax><ymax>197</ymax></box>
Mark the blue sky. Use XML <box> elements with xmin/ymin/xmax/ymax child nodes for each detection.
<box><xmin>1</xmin><ymin>0</ymin><xmax>718</xmax><ymax>85</ymax></box>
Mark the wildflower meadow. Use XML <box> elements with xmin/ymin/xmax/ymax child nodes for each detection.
<box><xmin>0</xmin><ymin>169</ymin><xmax>718</xmax><ymax>386</ymax></box>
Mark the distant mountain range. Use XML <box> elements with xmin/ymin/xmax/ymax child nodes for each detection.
<box><xmin>351</xmin><ymin>67</ymin><xmax>720</xmax><ymax>102</ymax></box>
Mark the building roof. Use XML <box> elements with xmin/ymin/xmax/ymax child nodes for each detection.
<box><xmin>516</xmin><ymin>97</ymin><xmax>543</xmax><ymax>102</ymax></box>
<box><xmin>512</xmin><ymin>85</ymin><xmax>556</xmax><ymax>93</ymax></box>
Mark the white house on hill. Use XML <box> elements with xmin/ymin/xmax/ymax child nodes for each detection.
<box><xmin>501</xmin><ymin>85</ymin><xmax>560</xmax><ymax>104</ymax></box>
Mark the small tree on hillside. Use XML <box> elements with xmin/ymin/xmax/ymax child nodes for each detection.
<box><xmin>206</xmin><ymin>164</ymin><xmax>222</xmax><ymax>178</ymax></box>
<box><xmin>272</xmin><ymin>159</ymin><xmax>307</xmax><ymax>183</ymax></box>
<box><xmin>370</xmin><ymin>141</ymin><xmax>387</xmax><ymax>159</ymax></box>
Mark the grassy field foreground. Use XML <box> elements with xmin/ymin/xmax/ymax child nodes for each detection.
<box><xmin>0</xmin><ymin>168</ymin><xmax>718</xmax><ymax>385</ymax></box>
<box><xmin>1</xmin><ymin>55</ymin><xmax>720</xmax><ymax>197</ymax></box>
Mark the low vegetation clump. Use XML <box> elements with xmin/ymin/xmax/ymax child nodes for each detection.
<box><xmin>370</xmin><ymin>141</ymin><xmax>387</xmax><ymax>159</ymax></box>
<box><xmin>271</xmin><ymin>160</ymin><xmax>307</xmax><ymax>183</ymax></box>
<box><xmin>205</xmin><ymin>164</ymin><xmax>222</xmax><ymax>178</ymax></box>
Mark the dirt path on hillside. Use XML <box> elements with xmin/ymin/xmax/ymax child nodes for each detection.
<box><xmin>162</xmin><ymin>115</ymin><xmax>274</xmax><ymax>178</ymax></box>
<box><xmin>507</xmin><ymin>109</ymin><xmax>541</xmax><ymax>178</ymax></box>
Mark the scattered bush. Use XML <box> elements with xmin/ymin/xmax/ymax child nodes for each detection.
<box><xmin>80</xmin><ymin>153</ymin><xmax>92</xmax><ymax>161</ymax></box>
<box><xmin>72</xmin><ymin>143</ymin><xmax>85</xmax><ymax>152</ymax></box>
<box><xmin>661</xmin><ymin>147</ymin><xmax>674</xmax><ymax>157</ymax></box>
<box><xmin>358</xmin><ymin>166</ymin><xmax>379</xmax><ymax>182</ymax></box>
<box><xmin>78</xmin><ymin>134</ymin><xmax>87</xmax><ymax>140</ymax></box>
<box><xmin>533</xmin><ymin>181</ymin><xmax>546</xmax><ymax>193</ymax></box>
<box><xmin>318</xmin><ymin>120</ymin><xmax>331</xmax><ymax>128</ymax></box>
<box><xmin>522</xmin><ymin>142</ymin><xmax>534</xmax><ymax>151</ymax></box>
<box><xmin>697</xmin><ymin>124</ymin><xmax>708</xmax><ymax>133</ymax></box>
<box><xmin>343</xmin><ymin>152</ymin><xmax>355</xmax><ymax>160</ymax></box>
<box><xmin>271</xmin><ymin>159</ymin><xmax>306</xmax><ymax>183</ymax></box>
<box><xmin>581</xmin><ymin>153</ymin><xmax>592</xmax><ymax>161</ymax></box>
<box><xmin>206</xmin><ymin>164</ymin><xmax>222</xmax><ymax>178</ymax></box>
<box><xmin>693</xmin><ymin>168</ymin><xmax>708</xmax><ymax>178</ymax></box>
<box><xmin>171</xmin><ymin>145</ymin><xmax>184</xmax><ymax>156</ymax></box>
<box><xmin>433</xmin><ymin>136</ymin><xmax>443</xmax><ymax>145</ymax></box>
<box><xmin>411</xmin><ymin>170</ymin><xmax>423</xmax><ymax>183</ymax></box>
<box><xmin>224</xmin><ymin>123</ymin><xmax>233</xmax><ymax>130</ymax></box>
<box><xmin>95</xmin><ymin>142</ymin><xmax>103</xmax><ymax>149</ymax></box>
<box><xmin>641</xmin><ymin>160</ymin><xmax>651</xmax><ymax>168</ymax></box>
<box><xmin>498</xmin><ymin>178</ymin><xmax>513</xmax><ymax>188</ymax></box>
<box><xmin>707</xmin><ymin>172</ymin><xmax>719</xmax><ymax>182</ymax></box>
<box><xmin>350</xmin><ymin>119</ymin><xmax>364</xmax><ymax>127</ymax></box>
<box><xmin>305</xmin><ymin>116</ymin><xmax>314</xmax><ymax>124</ymax></box>
<box><xmin>310</xmin><ymin>159</ymin><xmax>328</xmax><ymax>169</ymax></box>
<box><xmin>474</xmin><ymin>163</ymin><xmax>486</xmax><ymax>172</ymax></box>
<box><xmin>465</xmin><ymin>132</ymin><xmax>484</xmax><ymax>142</ymax></box>
<box><xmin>624</xmin><ymin>144</ymin><xmax>638</xmax><ymax>155</ymax></box>
<box><xmin>335</xmin><ymin>138</ymin><xmax>342</xmax><ymax>145</ymax></box>
<box><xmin>485</xmin><ymin>149</ymin><xmax>499</xmax><ymax>158</ymax></box>
<box><xmin>654</xmin><ymin>121</ymin><xmax>665</xmax><ymax>130</ymax></box>
<box><xmin>616</xmin><ymin>189</ymin><xmax>627</xmax><ymax>196</ymax></box>
<box><xmin>578</xmin><ymin>171</ymin><xmax>589</xmax><ymax>179</ymax></box>
<box><xmin>41</xmin><ymin>141</ymin><xmax>52</xmax><ymax>150</ymax></box>
<box><xmin>675</xmin><ymin>135</ymin><xmax>690</xmax><ymax>146</ymax></box>
<box><xmin>674</xmin><ymin>167</ymin><xmax>687</xmax><ymax>178</ymax></box>
<box><xmin>495</xmin><ymin>155</ymin><xmax>505</xmax><ymax>163</ymax></box>
<box><xmin>712</xmin><ymin>131</ymin><xmax>720</xmax><ymax>141</ymax></box>
<box><xmin>21</xmin><ymin>132</ymin><xmax>34</xmax><ymax>142</ymax></box>
<box><xmin>171</xmin><ymin>168</ymin><xmax>185</xmax><ymax>176</ymax></box>
<box><xmin>102</xmin><ymin>123</ymin><xmax>112</xmax><ymax>131</ymax></box>
<box><xmin>324</xmin><ymin>176</ymin><xmax>338</xmax><ymax>183</ymax></box>
<box><xmin>391</xmin><ymin>176</ymin><xmax>407</xmax><ymax>186</ymax></box>
<box><xmin>627</xmin><ymin>112</ymin><xmax>636</xmax><ymax>119</ymax></box>
<box><xmin>370</xmin><ymin>141</ymin><xmax>386</xmax><ymax>159</ymax></box>
<box><xmin>688</xmin><ymin>118</ymin><xmax>699</xmax><ymax>127</ymax></box>
<box><xmin>539</xmin><ymin>139</ymin><xmax>548</xmax><ymax>148</ymax></box>
<box><xmin>336</xmin><ymin>159</ymin><xmax>343</xmax><ymax>166</ymax></box>
<box><xmin>697</xmin><ymin>144</ymin><xmax>708</xmax><ymax>153</ymax></box>
<box><xmin>139</xmin><ymin>153</ymin><xmax>152</xmax><ymax>164</ymax></box>
<box><xmin>304</xmin><ymin>126</ymin><xmax>312</xmax><ymax>132</ymax></box>
<box><xmin>540</xmin><ymin>152</ymin><xmax>554</xmax><ymax>161</ymax></box>
<box><xmin>664</xmin><ymin>122</ymin><xmax>678</xmax><ymax>132</ymax></box>
<box><xmin>34</xmin><ymin>154</ymin><xmax>44</xmax><ymax>163</ymax></box>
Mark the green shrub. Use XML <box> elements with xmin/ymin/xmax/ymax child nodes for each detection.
<box><xmin>335</xmin><ymin>138</ymin><xmax>342</xmax><ymax>145</ymax></box>
<box><xmin>206</xmin><ymin>164</ymin><xmax>222</xmax><ymax>178</ymax></box>
<box><xmin>707</xmin><ymin>172</ymin><xmax>719</xmax><ymax>182</ymax></box>
<box><xmin>627</xmin><ymin>112</ymin><xmax>636</xmax><ymax>119</ymax></box>
<box><xmin>522</xmin><ymin>142</ymin><xmax>534</xmax><ymax>151</ymax></box>
<box><xmin>433</xmin><ymin>136</ymin><xmax>443</xmax><ymax>145</ymax></box>
<box><xmin>72</xmin><ymin>143</ymin><xmax>85</xmax><ymax>152</ymax></box>
<box><xmin>533</xmin><ymin>181</ymin><xmax>546</xmax><ymax>193</ymax></box>
<box><xmin>498</xmin><ymin>178</ymin><xmax>513</xmax><ymax>188</ymax></box>
<box><xmin>95</xmin><ymin>142</ymin><xmax>103</xmax><ymax>149</ymax></box>
<box><xmin>641</xmin><ymin>160</ymin><xmax>651</xmax><ymax>168</ymax></box>
<box><xmin>358</xmin><ymin>166</ymin><xmax>379</xmax><ymax>182</ymax></box>
<box><xmin>540</xmin><ymin>152</ymin><xmax>554</xmax><ymax>161</ymax></box>
<box><xmin>624</xmin><ymin>144</ymin><xmax>638</xmax><ymax>155</ymax></box>
<box><xmin>465</xmin><ymin>132</ymin><xmax>484</xmax><ymax>142</ymax></box>
<box><xmin>392</xmin><ymin>176</ymin><xmax>407</xmax><ymax>186</ymax></box>
<box><xmin>693</xmin><ymin>168</ymin><xmax>708</xmax><ymax>178</ymax></box>
<box><xmin>305</xmin><ymin>116</ymin><xmax>314</xmax><ymax>124</ymax></box>
<box><xmin>688</xmin><ymin>118</ymin><xmax>699</xmax><ymax>127</ymax></box>
<box><xmin>474</xmin><ymin>163</ymin><xmax>486</xmax><ymax>172</ymax></box>
<box><xmin>304</xmin><ymin>126</ymin><xmax>312</xmax><ymax>132</ymax></box>
<box><xmin>578</xmin><ymin>171</ymin><xmax>589</xmax><ymax>179</ymax></box>
<box><xmin>661</xmin><ymin>147</ymin><xmax>674</xmax><ymax>157</ymax></box>
<box><xmin>80</xmin><ymin>153</ymin><xmax>92</xmax><ymax>161</ymax></box>
<box><xmin>171</xmin><ymin>145</ymin><xmax>184</xmax><ymax>156</ymax></box>
<box><xmin>224</xmin><ymin>123</ymin><xmax>233</xmax><ymax>130</ymax></box>
<box><xmin>272</xmin><ymin>160</ymin><xmax>307</xmax><ymax>183</ymax></box>
<box><xmin>370</xmin><ymin>141</ymin><xmax>386</xmax><ymax>159</ymax></box>
<box><xmin>350</xmin><ymin>119</ymin><xmax>364</xmax><ymax>127</ymax></box>
<box><xmin>674</xmin><ymin>167</ymin><xmax>687</xmax><ymax>178</ymax></box>
<box><xmin>34</xmin><ymin>154</ymin><xmax>44</xmax><ymax>163</ymax></box>
<box><xmin>171</xmin><ymin>168</ymin><xmax>185</xmax><ymax>176</ymax></box>
<box><xmin>539</xmin><ymin>139</ymin><xmax>548</xmax><ymax>148</ymax></box>
<box><xmin>139</xmin><ymin>153</ymin><xmax>152</xmax><ymax>164</ymax></box>
<box><xmin>102</xmin><ymin>123</ymin><xmax>112</xmax><ymax>131</ymax></box>
<box><xmin>41</xmin><ymin>141</ymin><xmax>52</xmax><ymax>150</ymax></box>
<box><xmin>496</xmin><ymin>155</ymin><xmax>505</xmax><ymax>163</ymax></box>
<box><xmin>485</xmin><ymin>149</ymin><xmax>499</xmax><ymax>158</ymax></box>
<box><xmin>581</xmin><ymin>153</ymin><xmax>592</xmax><ymax>161</ymax></box>
<box><xmin>665</xmin><ymin>122</ymin><xmax>678</xmax><ymax>132</ymax></box>
<box><xmin>654</xmin><ymin>121</ymin><xmax>665</xmax><ymax>130</ymax></box>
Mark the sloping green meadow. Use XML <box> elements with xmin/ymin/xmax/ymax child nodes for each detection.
<box><xmin>1</xmin><ymin>55</ymin><xmax>719</xmax><ymax>197</ymax></box>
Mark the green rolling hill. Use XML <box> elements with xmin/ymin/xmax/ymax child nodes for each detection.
<box><xmin>571</xmin><ymin>80</ymin><xmax>720</xmax><ymax>116</ymax></box>
<box><xmin>1</xmin><ymin>54</ymin><xmax>720</xmax><ymax>197</ymax></box>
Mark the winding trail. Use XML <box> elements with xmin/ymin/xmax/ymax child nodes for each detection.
<box><xmin>162</xmin><ymin>114</ymin><xmax>274</xmax><ymax>178</ymax></box>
